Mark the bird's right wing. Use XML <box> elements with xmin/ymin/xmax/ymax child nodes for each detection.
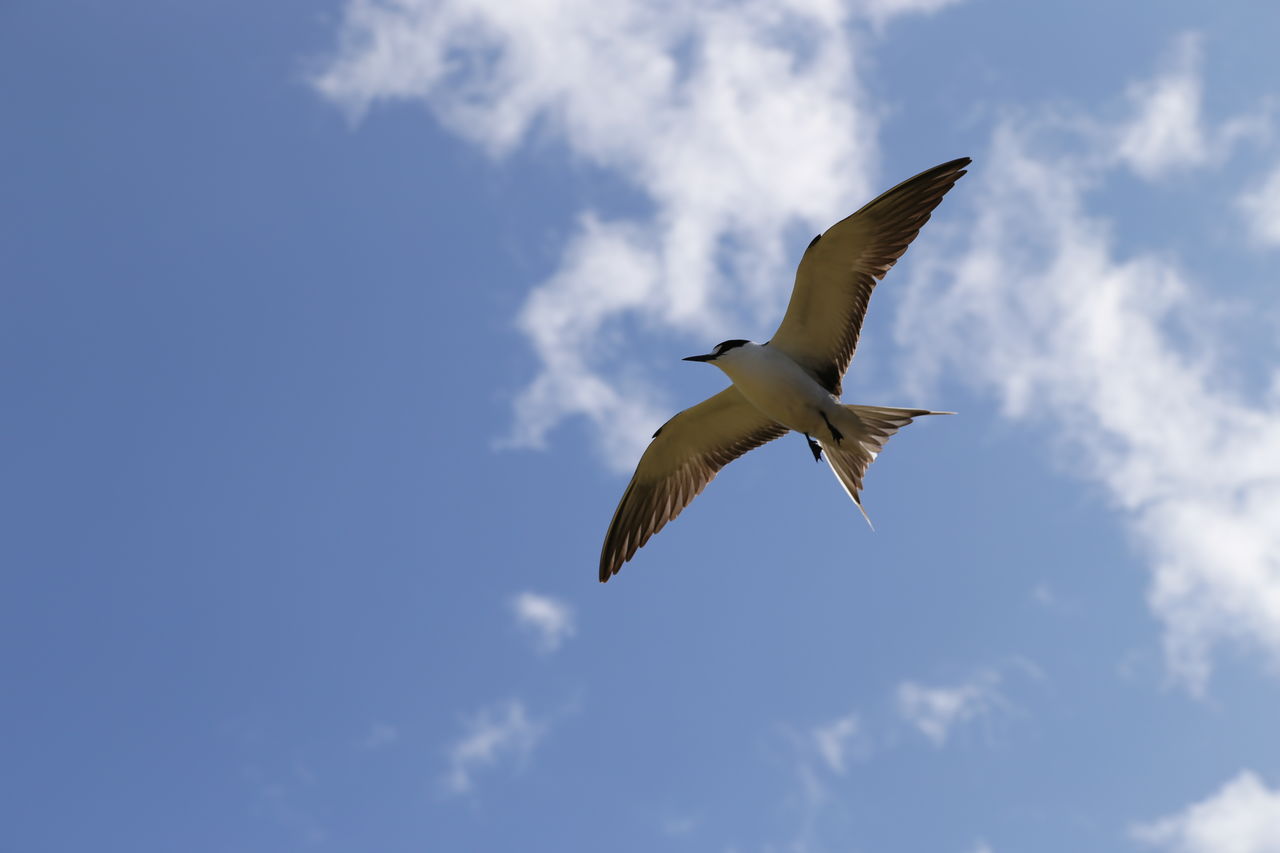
<box><xmin>599</xmin><ymin>386</ymin><xmax>787</xmax><ymax>582</ymax></box>
<box><xmin>768</xmin><ymin>158</ymin><xmax>970</xmax><ymax>395</ymax></box>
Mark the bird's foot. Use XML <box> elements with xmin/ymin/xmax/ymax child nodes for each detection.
<box><xmin>805</xmin><ymin>434</ymin><xmax>823</xmax><ymax>462</ymax></box>
<box><xmin>820</xmin><ymin>412</ymin><xmax>844</xmax><ymax>444</ymax></box>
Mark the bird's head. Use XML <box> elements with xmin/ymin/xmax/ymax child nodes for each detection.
<box><xmin>683</xmin><ymin>339</ymin><xmax>752</xmax><ymax>364</ymax></box>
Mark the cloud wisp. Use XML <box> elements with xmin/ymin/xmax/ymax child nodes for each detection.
<box><xmin>314</xmin><ymin>0</ymin><xmax>963</xmax><ymax>470</ymax></box>
<box><xmin>898</xmin><ymin>39</ymin><xmax>1280</xmax><ymax>692</ymax></box>
<box><xmin>442</xmin><ymin>699</ymin><xmax>546</xmax><ymax>795</ymax></box>
<box><xmin>811</xmin><ymin>712</ymin><xmax>863</xmax><ymax>775</ymax></box>
<box><xmin>1116</xmin><ymin>33</ymin><xmax>1268</xmax><ymax>181</ymax></box>
<box><xmin>511</xmin><ymin>591</ymin><xmax>575</xmax><ymax>654</ymax></box>
<box><xmin>1237</xmin><ymin>162</ymin><xmax>1280</xmax><ymax>248</ymax></box>
<box><xmin>895</xmin><ymin>671</ymin><xmax>1005</xmax><ymax>747</ymax></box>
<box><xmin>1133</xmin><ymin>770</ymin><xmax>1280</xmax><ymax>853</ymax></box>
<box><xmin>777</xmin><ymin>666</ymin><xmax>1019</xmax><ymax>850</ymax></box>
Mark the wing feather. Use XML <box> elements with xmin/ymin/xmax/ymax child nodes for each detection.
<box><xmin>599</xmin><ymin>386</ymin><xmax>787</xmax><ymax>581</ymax></box>
<box><xmin>768</xmin><ymin>158</ymin><xmax>971</xmax><ymax>395</ymax></box>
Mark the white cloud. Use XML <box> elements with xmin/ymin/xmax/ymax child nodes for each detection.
<box><xmin>442</xmin><ymin>699</ymin><xmax>545</xmax><ymax>795</ymax></box>
<box><xmin>1116</xmin><ymin>33</ymin><xmax>1267</xmax><ymax>181</ymax></box>
<box><xmin>862</xmin><ymin>0</ymin><xmax>964</xmax><ymax>32</ymax></box>
<box><xmin>1132</xmin><ymin>770</ymin><xmax>1280</xmax><ymax>853</ymax></box>
<box><xmin>511</xmin><ymin>591</ymin><xmax>575</xmax><ymax>653</ymax></box>
<box><xmin>898</xmin><ymin>42</ymin><xmax>1280</xmax><ymax>692</ymax></box>
<box><xmin>895</xmin><ymin>671</ymin><xmax>1004</xmax><ymax>746</ymax></box>
<box><xmin>1117</xmin><ymin>34</ymin><xmax>1211</xmax><ymax>179</ymax></box>
<box><xmin>1237</xmin><ymin>162</ymin><xmax>1280</xmax><ymax>248</ymax></box>
<box><xmin>315</xmin><ymin>0</ymin><xmax>958</xmax><ymax>470</ymax></box>
<box><xmin>773</xmin><ymin>710</ymin><xmax>863</xmax><ymax>852</ymax></box>
<box><xmin>779</xmin><ymin>677</ymin><xmax>1011</xmax><ymax>848</ymax></box>
<box><xmin>812</xmin><ymin>712</ymin><xmax>861</xmax><ymax>774</ymax></box>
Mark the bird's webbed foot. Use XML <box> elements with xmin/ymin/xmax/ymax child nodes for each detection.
<box><xmin>804</xmin><ymin>434</ymin><xmax>823</xmax><ymax>462</ymax></box>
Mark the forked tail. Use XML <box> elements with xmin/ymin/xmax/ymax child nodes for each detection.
<box><xmin>821</xmin><ymin>405</ymin><xmax>952</xmax><ymax>528</ymax></box>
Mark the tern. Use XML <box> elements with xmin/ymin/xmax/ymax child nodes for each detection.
<box><xmin>599</xmin><ymin>157</ymin><xmax>970</xmax><ymax>582</ymax></box>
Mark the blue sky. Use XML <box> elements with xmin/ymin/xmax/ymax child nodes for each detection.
<box><xmin>6</xmin><ymin>1</ymin><xmax>1280</xmax><ymax>851</ymax></box>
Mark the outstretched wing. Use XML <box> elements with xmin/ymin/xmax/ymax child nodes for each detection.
<box><xmin>768</xmin><ymin>158</ymin><xmax>971</xmax><ymax>395</ymax></box>
<box><xmin>599</xmin><ymin>386</ymin><xmax>787</xmax><ymax>582</ymax></box>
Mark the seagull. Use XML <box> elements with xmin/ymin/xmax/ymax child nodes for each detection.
<box><xmin>599</xmin><ymin>157</ymin><xmax>970</xmax><ymax>582</ymax></box>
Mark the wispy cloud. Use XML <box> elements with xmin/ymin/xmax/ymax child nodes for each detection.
<box><xmin>314</xmin><ymin>0</ymin><xmax>960</xmax><ymax>470</ymax></box>
<box><xmin>772</xmin><ymin>709</ymin><xmax>864</xmax><ymax>853</ymax></box>
<box><xmin>811</xmin><ymin>712</ymin><xmax>862</xmax><ymax>775</ymax></box>
<box><xmin>1116</xmin><ymin>34</ymin><xmax>1212</xmax><ymax>179</ymax></box>
<box><xmin>776</xmin><ymin>673</ymin><xmax>1012</xmax><ymax>850</ymax></box>
<box><xmin>1132</xmin><ymin>770</ymin><xmax>1280</xmax><ymax>852</ymax></box>
<box><xmin>895</xmin><ymin>671</ymin><xmax>1004</xmax><ymax>747</ymax></box>
<box><xmin>899</xmin><ymin>37</ymin><xmax>1280</xmax><ymax>692</ymax></box>
<box><xmin>775</xmin><ymin>661</ymin><xmax>1028</xmax><ymax>850</ymax></box>
<box><xmin>862</xmin><ymin>0</ymin><xmax>965</xmax><ymax>32</ymax></box>
<box><xmin>442</xmin><ymin>699</ymin><xmax>546</xmax><ymax>795</ymax></box>
<box><xmin>1116</xmin><ymin>33</ymin><xmax>1267</xmax><ymax>181</ymax></box>
<box><xmin>511</xmin><ymin>591</ymin><xmax>575</xmax><ymax>654</ymax></box>
<box><xmin>1237</xmin><ymin>162</ymin><xmax>1280</xmax><ymax>248</ymax></box>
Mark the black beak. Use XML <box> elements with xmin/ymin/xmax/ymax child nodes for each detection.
<box><xmin>682</xmin><ymin>353</ymin><xmax>717</xmax><ymax>362</ymax></box>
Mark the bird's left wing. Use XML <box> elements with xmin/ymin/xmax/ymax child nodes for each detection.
<box><xmin>600</xmin><ymin>386</ymin><xmax>787</xmax><ymax>582</ymax></box>
<box><xmin>768</xmin><ymin>157</ymin><xmax>970</xmax><ymax>395</ymax></box>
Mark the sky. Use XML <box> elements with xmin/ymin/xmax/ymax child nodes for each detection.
<box><xmin>5</xmin><ymin>1</ymin><xmax>1280</xmax><ymax>851</ymax></box>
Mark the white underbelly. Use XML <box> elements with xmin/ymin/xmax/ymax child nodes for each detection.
<box><xmin>721</xmin><ymin>352</ymin><xmax>835</xmax><ymax>434</ymax></box>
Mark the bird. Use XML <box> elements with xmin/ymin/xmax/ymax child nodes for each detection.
<box><xmin>599</xmin><ymin>157</ymin><xmax>970</xmax><ymax>582</ymax></box>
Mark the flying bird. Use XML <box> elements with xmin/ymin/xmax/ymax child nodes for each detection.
<box><xmin>599</xmin><ymin>157</ymin><xmax>970</xmax><ymax>582</ymax></box>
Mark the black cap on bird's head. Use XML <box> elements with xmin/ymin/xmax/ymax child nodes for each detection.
<box><xmin>683</xmin><ymin>339</ymin><xmax>750</xmax><ymax>363</ymax></box>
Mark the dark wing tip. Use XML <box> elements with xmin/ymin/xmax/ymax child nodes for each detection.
<box><xmin>854</xmin><ymin>156</ymin><xmax>972</xmax><ymax>223</ymax></box>
<box><xmin>598</xmin><ymin>489</ymin><xmax>633</xmax><ymax>583</ymax></box>
<box><xmin>598</xmin><ymin>539</ymin><xmax>625</xmax><ymax>582</ymax></box>
<box><xmin>937</xmin><ymin>155</ymin><xmax>972</xmax><ymax>173</ymax></box>
<box><xmin>917</xmin><ymin>156</ymin><xmax>972</xmax><ymax>189</ymax></box>
<box><xmin>909</xmin><ymin>156</ymin><xmax>972</xmax><ymax>191</ymax></box>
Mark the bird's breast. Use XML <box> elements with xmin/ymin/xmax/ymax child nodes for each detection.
<box><xmin>718</xmin><ymin>348</ymin><xmax>834</xmax><ymax>433</ymax></box>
